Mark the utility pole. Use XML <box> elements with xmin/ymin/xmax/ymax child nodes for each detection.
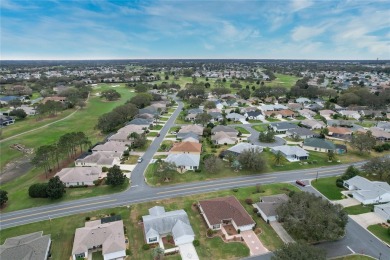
<box><xmin>316</xmin><ymin>171</ymin><xmax>319</xmax><ymax>182</ymax></box>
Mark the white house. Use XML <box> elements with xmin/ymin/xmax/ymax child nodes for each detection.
<box><xmin>343</xmin><ymin>176</ymin><xmax>390</xmax><ymax>205</ymax></box>
<box><xmin>165</xmin><ymin>154</ymin><xmax>200</xmax><ymax>172</ymax></box>
<box><xmin>339</xmin><ymin>110</ymin><xmax>361</xmax><ymax>120</ymax></box>
<box><xmin>271</xmin><ymin>145</ymin><xmax>309</xmax><ymax>162</ymax></box>
<box><xmin>374</xmin><ymin>203</ymin><xmax>390</xmax><ymax>221</ymax></box>
<box><xmin>72</xmin><ymin>219</ymin><xmax>126</xmax><ymax>260</ymax></box>
<box><xmin>198</xmin><ymin>196</ymin><xmax>255</xmax><ymax>232</ymax></box>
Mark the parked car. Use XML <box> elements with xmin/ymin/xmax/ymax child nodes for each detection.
<box><xmin>137</xmin><ymin>157</ymin><xmax>143</xmax><ymax>163</ymax></box>
<box><xmin>157</xmin><ymin>133</ymin><xmax>160</xmax><ymax>137</ymax></box>
<box><xmin>295</xmin><ymin>180</ymin><xmax>306</xmax><ymax>187</ymax></box>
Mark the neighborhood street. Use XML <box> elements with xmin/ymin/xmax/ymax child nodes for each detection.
<box><xmin>0</xmin><ymin>100</ymin><xmax>388</xmax><ymax>259</ymax></box>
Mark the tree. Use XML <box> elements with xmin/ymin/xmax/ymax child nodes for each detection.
<box><xmin>212</xmin><ymin>87</ymin><xmax>231</xmax><ymax>98</ymax></box>
<box><xmin>9</xmin><ymin>108</ymin><xmax>27</xmax><ymax>119</ymax></box>
<box><xmin>135</xmin><ymin>85</ymin><xmax>148</xmax><ymax>93</ymax></box>
<box><xmin>327</xmin><ymin>150</ymin><xmax>336</xmax><ymax>161</ymax></box>
<box><xmin>195</xmin><ymin>112</ymin><xmax>212</xmax><ymax>126</ymax></box>
<box><xmin>128</xmin><ymin>93</ymin><xmax>153</xmax><ymax>108</ymax></box>
<box><xmin>131</xmin><ymin>133</ymin><xmax>147</xmax><ymax>149</ymax></box>
<box><xmin>155</xmin><ymin>159</ymin><xmax>176</xmax><ymax>181</ymax></box>
<box><xmin>237</xmin><ymin>89</ymin><xmax>251</xmax><ymax>100</ymax></box>
<box><xmin>362</xmin><ymin>157</ymin><xmax>390</xmax><ymax>180</ymax></box>
<box><xmin>238</xmin><ymin>148</ymin><xmax>266</xmax><ymax>172</ymax></box>
<box><xmin>273</xmin><ymin>151</ymin><xmax>284</xmax><ymax>166</ymax></box>
<box><xmin>106</xmin><ymin>165</ymin><xmax>126</xmax><ymax>186</ymax></box>
<box><xmin>350</xmin><ymin>131</ymin><xmax>376</xmax><ymax>154</ymax></box>
<box><xmin>28</xmin><ymin>183</ymin><xmax>49</xmax><ymax>198</ymax></box>
<box><xmin>258</xmin><ymin>129</ymin><xmax>275</xmax><ymax>143</ymax></box>
<box><xmin>204</xmin><ymin>101</ymin><xmax>216</xmax><ymax>109</ymax></box>
<box><xmin>46</xmin><ymin>176</ymin><xmax>66</xmax><ymax>199</ymax></box>
<box><xmin>204</xmin><ymin>155</ymin><xmax>223</xmax><ymax>174</ymax></box>
<box><xmin>151</xmin><ymin>246</ymin><xmax>165</xmax><ymax>260</ymax></box>
<box><xmin>341</xmin><ymin>165</ymin><xmax>360</xmax><ymax>180</ymax></box>
<box><xmin>0</xmin><ymin>190</ymin><xmax>8</xmax><ymax>207</ymax></box>
<box><xmin>272</xmin><ymin>242</ymin><xmax>326</xmax><ymax>260</ymax></box>
<box><xmin>277</xmin><ymin>192</ymin><xmax>348</xmax><ymax>243</ymax></box>
<box><xmin>188</xmin><ymin>97</ymin><xmax>203</xmax><ymax>107</ymax></box>
<box><xmin>101</xmin><ymin>89</ymin><xmax>121</xmax><ymax>101</ymax></box>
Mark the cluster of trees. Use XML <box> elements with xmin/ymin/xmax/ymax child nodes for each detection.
<box><xmin>101</xmin><ymin>89</ymin><xmax>121</xmax><ymax>101</ymax></box>
<box><xmin>362</xmin><ymin>157</ymin><xmax>390</xmax><ymax>181</ymax></box>
<box><xmin>106</xmin><ymin>165</ymin><xmax>127</xmax><ymax>186</ymax></box>
<box><xmin>237</xmin><ymin>148</ymin><xmax>267</xmax><ymax>172</ymax></box>
<box><xmin>252</xmin><ymin>86</ymin><xmax>287</xmax><ymax>99</ymax></box>
<box><xmin>128</xmin><ymin>93</ymin><xmax>153</xmax><ymax>108</ymax></box>
<box><xmin>153</xmin><ymin>159</ymin><xmax>177</xmax><ymax>182</ymax></box>
<box><xmin>96</xmin><ymin>103</ymin><xmax>138</xmax><ymax>133</ymax></box>
<box><xmin>60</xmin><ymin>86</ymin><xmax>90</xmax><ymax>107</ymax></box>
<box><xmin>0</xmin><ymin>189</ymin><xmax>8</xmax><ymax>207</ymax></box>
<box><xmin>31</xmin><ymin>132</ymin><xmax>91</xmax><ymax>178</ymax></box>
<box><xmin>129</xmin><ymin>132</ymin><xmax>147</xmax><ymax>149</ymax></box>
<box><xmin>277</xmin><ymin>191</ymin><xmax>348</xmax><ymax>243</ymax></box>
<box><xmin>177</xmin><ymin>83</ymin><xmax>206</xmax><ymax>100</ymax></box>
<box><xmin>258</xmin><ymin>129</ymin><xmax>275</xmax><ymax>143</ymax></box>
<box><xmin>29</xmin><ymin>176</ymin><xmax>66</xmax><ymax>199</ymax></box>
<box><xmin>204</xmin><ymin>155</ymin><xmax>224</xmax><ymax>174</ymax></box>
<box><xmin>336</xmin><ymin>166</ymin><xmax>360</xmax><ymax>187</ymax></box>
<box><xmin>272</xmin><ymin>242</ymin><xmax>326</xmax><ymax>260</ymax></box>
<box><xmin>35</xmin><ymin>100</ymin><xmax>65</xmax><ymax>117</ymax></box>
<box><xmin>350</xmin><ymin>131</ymin><xmax>376</xmax><ymax>154</ymax></box>
<box><xmin>337</xmin><ymin>87</ymin><xmax>390</xmax><ymax>108</ymax></box>
<box><xmin>9</xmin><ymin>108</ymin><xmax>27</xmax><ymax>119</ymax></box>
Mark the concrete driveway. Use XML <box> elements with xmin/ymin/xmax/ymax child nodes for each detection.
<box><xmin>241</xmin><ymin>230</ymin><xmax>269</xmax><ymax>256</ymax></box>
<box><xmin>178</xmin><ymin>243</ymin><xmax>199</xmax><ymax>260</ymax></box>
<box><xmin>334</xmin><ymin>198</ymin><xmax>360</xmax><ymax>207</ymax></box>
<box><xmin>350</xmin><ymin>212</ymin><xmax>383</xmax><ymax>228</ymax></box>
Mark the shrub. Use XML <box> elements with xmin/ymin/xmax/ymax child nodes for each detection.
<box><xmin>102</xmin><ymin>166</ymin><xmax>109</xmax><ymax>172</ymax></box>
<box><xmin>110</xmin><ymin>212</ymin><xmax>116</xmax><ymax>216</ymax></box>
<box><xmin>207</xmin><ymin>229</ymin><xmax>213</xmax><ymax>237</ymax></box>
<box><xmin>93</xmin><ymin>179</ymin><xmax>103</xmax><ymax>186</ymax></box>
<box><xmin>257</xmin><ymin>212</ymin><xmax>262</xmax><ymax>217</ymax></box>
<box><xmin>336</xmin><ymin>178</ymin><xmax>344</xmax><ymax>188</ymax></box>
<box><xmin>85</xmin><ymin>216</ymin><xmax>90</xmax><ymax>221</ymax></box>
<box><xmin>193</xmin><ymin>240</ymin><xmax>200</xmax><ymax>247</ymax></box>
<box><xmin>253</xmin><ymin>208</ymin><xmax>259</xmax><ymax>213</ymax></box>
<box><xmin>194</xmin><ymin>169</ymin><xmax>201</xmax><ymax>173</ymax></box>
<box><xmin>232</xmin><ymin>188</ymin><xmax>239</xmax><ymax>192</ymax></box>
<box><xmin>237</xmin><ymin>229</ymin><xmax>241</xmax><ymax>234</ymax></box>
<box><xmin>245</xmin><ymin>198</ymin><xmax>253</xmax><ymax>205</ymax></box>
<box><xmin>142</xmin><ymin>244</ymin><xmax>150</xmax><ymax>250</ymax></box>
<box><xmin>374</xmin><ymin>145</ymin><xmax>384</xmax><ymax>152</ymax></box>
<box><xmin>28</xmin><ymin>183</ymin><xmax>49</xmax><ymax>198</ymax></box>
<box><xmin>126</xmin><ymin>249</ymin><xmax>131</xmax><ymax>256</ymax></box>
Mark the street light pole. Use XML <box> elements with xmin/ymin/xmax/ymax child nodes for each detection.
<box><xmin>316</xmin><ymin>171</ymin><xmax>319</xmax><ymax>182</ymax></box>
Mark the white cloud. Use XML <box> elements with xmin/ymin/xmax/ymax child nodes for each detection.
<box><xmin>291</xmin><ymin>25</ymin><xmax>326</xmax><ymax>41</ymax></box>
<box><xmin>290</xmin><ymin>0</ymin><xmax>313</xmax><ymax>12</ymax></box>
<box><xmin>203</xmin><ymin>42</ymin><xmax>215</xmax><ymax>50</ymax></box>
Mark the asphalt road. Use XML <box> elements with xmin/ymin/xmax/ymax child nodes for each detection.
<box><xmin>0</xmin><ymin>100</ymin><xmax>388</xmax><ymax>259</ymax></box>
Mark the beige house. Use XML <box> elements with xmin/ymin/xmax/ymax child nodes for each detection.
<box><xmin>72</xmin><ymin>220</ymin><xmax>126</xmax><ymax>260</ymax></box>
<box><xmin>211</xmin><ymin>132</ymin><xmax>237</xmax><ymax>145</ymax></box>
<box><xmin>55</xmin><ymin>167</ymin><xmax>103</xmax><ymax>187</ymax></box>
<box><xmin>178</xmin><ymin>125</ymin><xmax>204</xmax><ymax>136</ymax></box>
<box><xmin>75</xmin><ymin>152</ymin><xmax>120</xmax><ymax>168</ymax></box>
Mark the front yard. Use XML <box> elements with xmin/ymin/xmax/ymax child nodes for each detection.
<box><xmin>311</xmin><ymin>176</ymin><xmax>344</xmax><ymax>200</ymax></box>
<box><xmin>344</xmin><ymin>204</ymin><xmax>374</xmax><ymax>215</ymax></box>
<box><xmin>235</xmin><ymin>126</ymin><xmax>250</xmax><ymax>134</ymax></box>
<box><xmin>367</xmin><ymin>224</ymin><xmax>390</xmax><ymax>245</ymax></box>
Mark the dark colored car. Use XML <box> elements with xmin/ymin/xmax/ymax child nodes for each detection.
<box><xmin>157</xmin><ymin>133</ymin><xmax>160</xmax><ymax>137</ymax></box>
<box><xmin>296</xmin><ymin>180</ymin><xmax>306</xmax><ymax>187</ymax></box>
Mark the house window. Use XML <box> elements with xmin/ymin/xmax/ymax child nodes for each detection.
<box><xmin>149</xmin><ymin>237</ymin><xmax>158</xmax><ymax>243</ymax></box>
<box><xmin>212</xmin><ymin>224</ymin><xmax>220</xmax><ymax>229</ymax></box>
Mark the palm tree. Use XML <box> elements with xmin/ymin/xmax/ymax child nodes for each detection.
<box><xmin>274</xmin><ymin>151</ymin><xmax>284</xmax><ymax>166</ymax></box>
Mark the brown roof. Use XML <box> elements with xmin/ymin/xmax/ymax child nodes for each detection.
<box><xmin>199</xmin><ymin>196</ymin><xmax>255</xmax><ymax>226</ymax></box>
<box><xmin>327</xmin><ymin>126</ymin><xmax>352</xmax><ymax>135</ymax></box>
<box><xmin>278</xmin><ymin>109</ymin><xmax>295</xmax><ymax>116</ymax></box>
<box><xmin>170</xmin><ymin>141</ymin><xmax>202</xmax><ymax>153</ymax></box>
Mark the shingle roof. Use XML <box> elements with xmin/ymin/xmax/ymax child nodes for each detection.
<box><xmin>303</xmin><ymin>138</ymin><xmax>336</xmax><ymax>150</ymax></box>
<box><xmin>170</xmin><ymin>142</ymin><xmax>202</xmax><ymax>153</ymax></box>
<box><xmin>0</xmin><ymin>231</ymin><xmax>51</xmax><ymax>260</ymax></box>
<box><xmin>227</xmin><ymin>143</ymin><xmax>263</xmax><ymax>154</ymax></box>
<box><xmin>211</xmin><ymin>125</ymin><xmax>238</xmax><ymax>133</ymax></box>
<box><xmin>165</xmin><ymin>154</ymin><xmax>200</xmax><ymax>167</ymax></box>
<box><xmin>287</xmin><ymin>127</ymin><xmax>316</xmax><ymax>137</ymax></box>
<box><xmin>272</xmin><ymin>145</ymin><xmax>308</xmax><ymax>157</ymax></box>
<box><xmin>272</xmin><ymin>122</ymin><xmax>298</xmax><ymax>130</ymax></box>
<box><xmin>199</xmin><ymin>196</ymin><xmax>255</xmax><ymax>226</ymax></box>
<box><xmin>55</xmin><ymin>167</ymin><xmax>102</xmax><ymax>183</ymax></box>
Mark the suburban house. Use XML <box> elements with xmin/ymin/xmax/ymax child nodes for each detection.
<box><xmin>55</xmin><ymin>166</ymin><xmax>103</xmax><ymax>187</ymax></box>
<box><xmin>108</xmin><ymin>125</ymin><xmax>145</xmax><ymax>143</ymax></box>
<box><xmin>343</xmin><ymin>176</ymin><xmax>390</xmax><ymax>205</ymax></box>
<box><xmin>299</xmin><ymin>109</ymin><xmax>317</xmax><ymax>118</ymax></box>
<box><xmin>357</xmin><ymin>128</ymin><xmax>390</xmax><ymax>142</ymax></box>
<box><xmin>296</xmin><ymin>97</ymin><xmax>311</xmax><ymax>104</ymax></box>
<box><xmin>374</xmin><ymin>203</ymin><xmax>390</xmax><ymax>221</ymax></box>
<box><xmin>287</xmin><ymin>103</ymin><xmax>304</xmax><ymax>111</ymax></box>
<box><xmin>327</xmin><ymin>126</ymin><xmax>353</xmax><ymax>139</ymax></box>
<box><xmin>226</xmin><ymin>113</ymin><xmax>245</xmax><ymax>122</ymax></box>
<box><xmin>259</xmin><ymin>104</ymin><xmax>287</xmax><ymax>112</ymax></box>
<box><xmin>208</xmin><ymin>111</ymin><xmax>223</xmax><ymax>122</ymax></box>
<box><xmin>211</xmin><ymin>131</ymin><xmax>237</xmax><ymax>145</ymax></box>
<box><xmin>271</xmin><ymin>122</ymin><xmax>298</xmax><ymax>133</ymax></box>
<box><xmin>319</xmin><ymin>109</ymin><xmax>336</xmax><ymax>119</ymax></box>
<box><xmin>177</xmin><ymin>132</ymin><xmax>200</xmax><ymax>142</ymax></box>
<box><xmin>286</xmin><ymin>127</ymin><xmax>316</xmax><ymax>139</ymax></box>
<box><xmin>0</xmin><ymin>95</ymin><xmax>24</xmax><ymax>105</ymax></box>
<box><xmin>278</xmin><ymin>109</ymin><xmax>296</xmax><ymax>118</ymax></box>
<box><xmin>177</xmin><ymin>125</ymin><xmax>204</xmax><ymax>137</ymax></box>
<box><xmin>139</xmin><ymin>106</ymin><xmax>160</xmax><ymax>116</ymax></box>
<box><xmin>271</xmin><ymin>145</ymin><xmax>309</xmax><ymax>161</ymax></box>
<box><xmin>245</xmin><ymin>111</ymin><xmax>264</xmax><ymax>121</ymax></box>
<box><xmin>377</xmin><ymin>122</ymin><xmax>390</xmax><ymax>132</ymax></box>
<box><xmin>302</xmin><ymin>138</ymin><xmax>340</xmax><ymax>153</ymax></box>
<box><xmin>42</xmin><ymin>96</ymin><xmax>67</xmax><ymax>103</ymax></box>
<box><xmin>253</xmin><ymin>194</ymin><xmax>289</xmax><ymax>223</ymax></box>
<box><xmin>211</xmin><ymin>125</ymin><xmax>238</xmax><ymax>136</ymax></box>
<box><xmin>185</xmin><ymin>108</ymin><xmax>203</xmax><ymax>121</ymax></box>
<box><xmin>220</xmin><ymin>143</ymin><xmax>263</xmax><ymax>158</ymax></box>
<box><xmin>0</xmin><ymin>231</ymin><xmax>51</xmax><ymax>260</ymax></box>
<box><xmin>136</xmin><ymin>113</ymin><xmax>154</xmax><ymax>121</ymax></box>
<box><xmin>15</xmin><ymin>105</ymin><xmax>36</xmax><ymax>115</ymax></box>
<box><xmin>0</xmin><ymin>115</ymin><xmax>15</xmax><ymax>126</ymax></box>
<box><xmin>339</xmin><ymin>110</ymin><xmax>361</xmax><ymax>120</ymax></box>
<box><xmin>75</xmin><ymin>152</ymin><xmax>120</xmax><ymax>167</ymax></box>
<box><xmin>170</xmin><ymin>142</ymin><xmax>202</xmax><ymax>155</ymax></box>
<box><xmin>142</xmin><ymin>206</ymin><xmax>195</xmax><ymax>246</ymax></box>
<box><xmin>300</xmin><ymin>119</ymin><xmax>325</xmax><ymax>130</ymax></box>
<box><xmin>165</xmin><ymin>153</ymin><xmax>200</xmax><ymax>172</ymax></box>
<box><xmin>199</xmin><ymin>196</ymin><xmax>255</xmax><ymax>232</ymax></box>
<box><xmin>92</xmin><ymin>141</ymin><xmax>128</xmax><ymax>154</ymax></box>
<box><xmin>71</xmin><ymin>219</ymin><xmax>126</xmax><ymax>260</ymax></box>
<box><xmin>128</xmin><ymin>118</ymin><xmax>153</xmax><ymax>127</ymax></box>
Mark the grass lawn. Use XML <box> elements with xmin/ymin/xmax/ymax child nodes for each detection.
<box><xmin>148</xmin><ymin>132</ymin><xmax>158</xmax><ymax>137</ymax></box>
<box><xmin>0</xmin><ymin>83</ymin><xmax>135</xmax><ymax>170</ymax></box>
<box><xmin>235</xmin><ymin>127</ymin><xmax>250</xmax><ymax>134</ymax></box>
<box><xmin>311</xmin><ymin>176</ymin><xmax>344</xmax><ymax>200</ymax></box>
<box><xmin>344</xmin><ymin>204</ymin><xmax>374</xmax><ymax>215</ymax></box>
<box><xmin>92</xmin><ymin>251</ymin><xmax>104</xmax><ymax>260</ymax></box>
<box><xmin>132</xmin><ymin>140</ymin><xmax>152</xmax><ymax>152</ymax></box>
<box><xmin>295</xmin><ymin>115</ymin><xmax>306</xmax><ymax>120</ymax></box>
<box><xmin>169</xmin><ymin>126</ymin><xmax>181</xmax><ymax>134</ymax></box>
<box><xmin>125</xmin><ymin>155</ymin><xmax>140</xmax><ymax>164</ymax></box>
<box><xmin>151</xmin><ymin>124</ymin><xmax>163</xmax><ymax>130</ymax></box>
<box><xmin>264</xmin><ymin>73</ymin><xmax>301</xmax><ymax>89</ymax></box>
<box><xmin>158</xmin><ymin>140</ymin><xmax>174</xmax><ymax>152</ymax></box>
<box><xmin>226</xmin><ymin>120</ymin><xmax>242</xmax><ymax>125</ymax></box>
<box><xmin>247</xmin><ymin>120</ymin><xmax>262</xmax><ymax>124</ymax></box>
<box><xmin>266</xmin><ymin>117</ymin><xmax>280</xmax><ymax>122</ymax></box>
<box><xmin>367</xmin><ymin>224</ymin><xmax>390</xmax><ymax>245</ymax></box>
<box><xmin>334</xmin><ymin>255</ymin><xmax>376</xmax><ymax>260</ymax></box>
<box><xmin>252</xmin><ymin>125</ymin><xmax>266</xmax><ymax>132</ymax></box>
<box><xmin>355</xmin><ymin>121</ymin><xmax>375</xmax><ymax>128</ymax></box>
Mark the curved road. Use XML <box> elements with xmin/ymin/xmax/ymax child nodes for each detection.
<box><xmin>0</xmin><ymin>100</ymin><xmax>388</xmax><ymax>259</ymax></box>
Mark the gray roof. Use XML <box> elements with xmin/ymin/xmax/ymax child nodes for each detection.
<box><xmin>227</xmin><ymin>143</ymin><xmax>263</xmax><ymax>154</ymax></box>
<box><xmin>187</xmin><ymin>108</ymin><xmax>203</xmax><ymax>114</ymax></box>
<box><xmin>272</xmin><ymin>122</ymin><xmax>298</xmax><ymax>131</ymax></box>
<box><xmin>128</xmin><ymin>118</ymin><xmax>152</xmax><ymax>125</ymax></box>
<box><xmin>303</xmin><ymin>138</ymin><xmax>336</xmax><ymax>150</ymax></box>
<box><xmin>211</xmin><ymin>125</ymin><xmax>238</xmax><ymax>134</ymax></box>
<box><xmin>0</xmin><ymin>231</ymin><xmax>51</xmax><ymax>260</ymax></box>
<box><xmin>261</xmin><ymin>194</ymin><xmax>289</xmax><ymax>203</ymax></box>
<box><xmin>226</xmin><ymin>113</ymin><xmax>245</xmax><ymax>120</ymax></box>
<box><xmin>165</xmin><ymin>154</ymin><xmax>200</xmax><ymax>167</ymax></box>
<box><xmin>177</xmin><ymin>132</ymin><xmax>200</xmax><ymax>140</ymax></box>
<box><xmin>208</xmin><ymin>111</ymin><xmax>223</xmax><ymax>119</ymax></box>
<box><xmin>247</xmin><ymin>111</ymin><xmax>262</xmax><ymax>117</ymax></box>
<box><xmin>287</xmin><ymin>127</ymin><xmax>316</xmax><ymax>137</ymax></box>
<box><xmin>272</xmin><ymin>145</ymin><xmax>308</xmax><ymax>157</ymax></box>
<box><xmin>345</xmin><ymin>176</ymin><xmax>390</xmax><ymax>200</ymax></box>
<box><xmin>375</xmin><ymin>203</ymin><xmax>390</xmax><ymax>215</ymax></box>
<box><xmin>301</xmin><ymin>119</ymin><xmax>325</xmax><ymax>128</ymax></box>
<box><xmin>143</xmin><ymin>207</ymin><xmax>194</xmax><ymax>240</ymax></box>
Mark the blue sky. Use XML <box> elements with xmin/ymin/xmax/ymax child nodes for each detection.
<box><xmin>1</xmin><ymin>0</ymin><xmax>389</xmax><ymax>60</ymax></box>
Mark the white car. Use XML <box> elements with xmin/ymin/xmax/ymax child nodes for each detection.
<box><xmin>137</xmin><ymin>157</ymin><xmax>143</xmax><ymax>163</ymax></box>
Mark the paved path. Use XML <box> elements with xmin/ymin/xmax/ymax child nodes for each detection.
<box><xmin>269</xmin><ymin>221</ymin><xmax>294</xmax><ymax>244</ymax></box>
<box><xmin>241</xmin><ymin>230</ymin><xmax>269</xmax><ymax>256</ymax></box>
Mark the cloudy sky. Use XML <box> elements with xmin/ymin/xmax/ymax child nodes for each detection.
<box><xmin>1</xmin><ymin>0</ymin><xmax>389</xmax><ymax>60</ymax></box>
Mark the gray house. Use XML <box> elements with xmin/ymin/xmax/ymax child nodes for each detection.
<box><xmin>271</xmin><ymin>122</ymin><xmax>298</xmax><ymax>133</ymax></box>
<box><xmin>143</xmin><ymin>206</ymin><xmax>195</xmax><ymax>246</ymax></box>
<box><xmin>253</xmin><ymin>194</ymin><xmax>289</xmax><ymax>223</ymax></box>
<box><xmin>286</xmin><ymin>127</ymin><xmax>316</xmax><ymax>139</ymax></box>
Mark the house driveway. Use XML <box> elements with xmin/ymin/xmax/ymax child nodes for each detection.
<box><xmin>178</xmin><ymin>243</ymin><xmax>199</xmax><ymax>260</ymax></box>
<box><xmin>350</xmin><ymin>213</ymin><xmax>383</xmax><ymax>228</ymax></box>
<box><xmin>241</xmin><ymin>230</ymin><xmax>269</xmax><ymax>256</ymax></box>
<box><xmin>334</xmin><ymin>197</ymin><xmax>360</xmax><ymax>207</ymax></box>
<box><xmin>269</xmin><ymin>221</ymin><xmax>294</xmax><ymax>244</ymax></box>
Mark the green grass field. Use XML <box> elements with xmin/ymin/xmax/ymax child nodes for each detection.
<box><xmin>334</xmin><ymin>255</ymin><xmax>376</xmax><ymax>260</ymax></box>
<box><xmin>264</xmin><ymin>73</ymin><xmax>301</xmax><ymax>88</ymax></box>
<box><xmin>367</xmin><ymin>224</ymin><xmax>390</xmax><ymax>245</ymax></box>
<box><xmin>344</xmin><ymin>204</ymin><xmax>373</xmax><ymax>215</ymax></box>
<box><xmin>0</xmin><ymin>84</ymin><xmax>135</xmax><ymax>170</ymax></box>
<box><xmin>1</xmin><ymin>183</ymin><xmax>297</xmax><ymax>260</ymax></box>
<box><xmin>252</xmin><ymin>125</ymin><xmax>267</xmax><ymax>132</ymax></box>
<box><xmin>311</xmin><ymin>176</ymin><xmax>344</xmax><ymax>200</ymax></box>
<box><xmin>235</xmin><ymin>126</ymin><xmax>250</xmax><ymax>134</ymax></box>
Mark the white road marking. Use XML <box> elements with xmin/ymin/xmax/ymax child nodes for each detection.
<box><xmin>347</xmin><ymin>246</ymin><xmax>355</xmax><ymax>254</ymax></box>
